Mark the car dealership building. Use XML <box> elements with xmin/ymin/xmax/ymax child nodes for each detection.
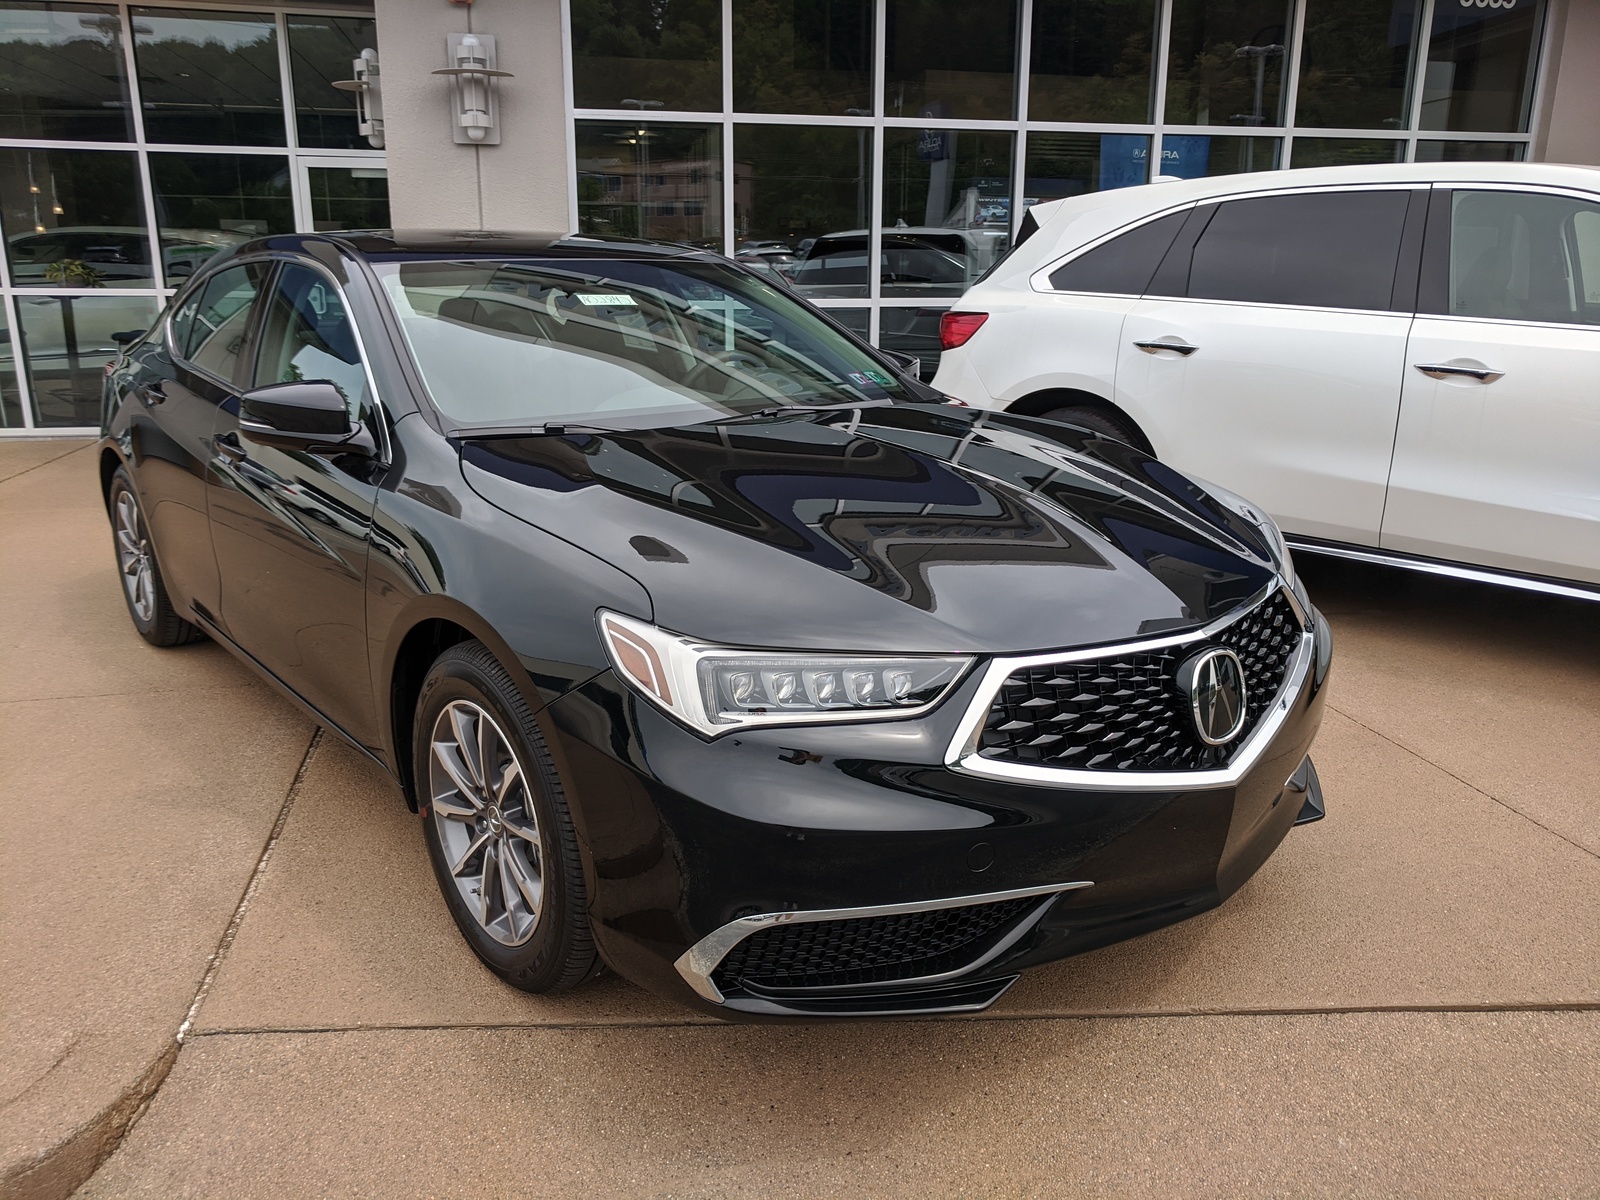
<box><xmin>0</xmin><ymin>0</ymin><xmax>1595</xmax><ymax>434</ymax></box>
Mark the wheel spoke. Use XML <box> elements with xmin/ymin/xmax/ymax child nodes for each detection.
<box><xmin>117</xmin><ymin>527</ymin><xmax>140</xmax><ymax>558</ymax></box>
<box><xmin>498</xmin><ymin>846</ymin><xmax>521</xmax><ymax>924</ymax></box>
<box><xmin>449</xmin><ymin>705</ymin><xmax>484</xmax><ymax>788</ymax></box>
<box><xmin>477</xmin><ymin>715</ymin><xmax>494</xmax><ymax>796</ymax></box>
<box><xmin>501</xmin><ymin>811</ymin><xmax>538</xmax><ymax>843</ymax></box>
<box><xmin>430</xmin><ymin>792</ymin><xmax>479</xmax><ymax>821</ymax></box>
<box><xmin>431</xmin><ymin>741</ymin><xmax>482</xmax><ymax>807</ymax></box>
<box><xmin>494</xmin><ymin>757</ymin><xmax>522</xmax><ymax>806</ymax></box>
<box><xmin>479</xmin><ymin>841</ymin><xmax>499</xmax><ymax>925</ymax></box>
<box><xmin>449</xmin><ymin>828</ymin><xmax>491</xmax><ymax>877</ymax></box>
<box><xmin>505</xmin><ymin>844</ymin><xmax>542</xmax><ymax>912</ymax></box>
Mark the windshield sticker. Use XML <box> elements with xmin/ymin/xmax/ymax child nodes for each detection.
<box><xmin>847</xmin><ymin>371</ymin><xmax>892</xmax><ymax>389</ymax></box>
<box><xmin>577</xmin><ymin>293</ymin><xmax>638</xmax><ymax>306</ymax></box>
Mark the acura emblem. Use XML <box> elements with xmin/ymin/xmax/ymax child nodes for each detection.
<box><xmin>1177</xmin><ymin>647</ymin><xmax>1248</xmax><ymax>746</ymax></box>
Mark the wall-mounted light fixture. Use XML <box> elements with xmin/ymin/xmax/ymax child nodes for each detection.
<box><xmin>433</xmin><ymin>34</ymin><xmax>513</xmax><ymax>145</ymax></box>
<box><xmin>332</xmin><ymin>47</ymin><xmax>385</xmax><ymax>149</ymax></box>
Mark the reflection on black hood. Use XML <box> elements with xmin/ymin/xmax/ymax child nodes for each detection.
<box><xmin>458</xmin><ymin>405</ymin><xmax>1277</xmax><ymax>654</ymax></box>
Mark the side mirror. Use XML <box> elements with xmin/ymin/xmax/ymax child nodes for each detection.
<box><xmin>239</xmin><ymin>381</ymin><xmax>376</xmax><ymax>456</ymax></box>
<box><xmin>110</xmin><ymin>329</ymin><xmax>146</xmax><ymax>346</ymax></box>
<box><xmin>880</xmin><ymin>349</ymin><xmax>923</xmax><ymax>380</ymax></box>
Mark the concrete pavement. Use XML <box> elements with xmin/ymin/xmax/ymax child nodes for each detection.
<box><xmin>2</xmin><ymin>439</ymin><xmax>1596</xmax><ymax>1196</ymax></box>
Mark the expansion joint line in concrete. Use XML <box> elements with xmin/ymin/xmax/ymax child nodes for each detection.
<box><xmin>1328</xmin><ymin>704</ymin><xmax>1600</xmax><ymax>862</ymax></box>
<box><xmin>0</xmin><ymin>439</ymin><xmax>93</xmax><ymax>487</ymax></box>
<box><xmin>14</xmin><ymin>725</ymin><xmax>326</xmax><ymax>1200</ymax></box>
<box><xmin>177</xmin><ymin>726</ymin><xmax>326</xmax><ymax>1043</ymax></box>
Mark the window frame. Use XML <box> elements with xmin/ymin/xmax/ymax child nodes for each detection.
<box><xmin>247</xmin><ymin>250</ymin><xmax>390</xmax><ymax>459</ymax></box>
<box><xmin>1030</xmin><ymin>201</ymin><xmax>1197</xmax><ymax>297</ymax></box>
<box><xmin>166</xmin><ymin>254</ymin><xmax>276</xmax><ymax>389</ymax></box>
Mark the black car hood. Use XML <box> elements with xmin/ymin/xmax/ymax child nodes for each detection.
<box><xmin>458</xmin><ymin>405</ymin><xmax>1278</xmax><ymax>654</ymax></box>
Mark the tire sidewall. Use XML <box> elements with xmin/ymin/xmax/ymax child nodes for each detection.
<box><xmin>412</xmin><ymin>652</ymin><xmax>579</xmax><ymax>988</ymax></box>
<box><xmin>108</xmin><ymin>469</ymin><xmax>160</xmax><ymax>640</ymax></box>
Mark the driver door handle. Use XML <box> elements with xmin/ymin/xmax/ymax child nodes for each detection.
<box><xmin>1414</xmin><ymin>362</ymin><xmax>1504</xmax><ymax>383</ymax></box>
<box><xmin>135</xmin><ymin>382</ymin><xmax>166</xmax><ymax>407</ymax></box>
<box><xmin>1134</xmin><ymin>339</ymin><xmax>1198</xmax><ymax>357</ymax></box>
<box><xmin>214</xmin><ymin>430</ymin><xmax>246</xmax><ymax>462</ymax></box>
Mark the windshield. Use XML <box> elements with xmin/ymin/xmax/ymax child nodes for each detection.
<box><xmin>373</xmin><ymin>255</ymin><xmax>911</xmax><ymax>430</ymax></box>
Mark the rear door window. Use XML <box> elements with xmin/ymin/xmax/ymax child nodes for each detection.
<box><xmin>1440</xmin><ymin>190</ymin><xmax>1600</xmax><ymax>326</ymax></box>
<box><xmin>1185</xmin><ymin>190</ymin><xmax>1410</xmax><ymax>311</ymax></box>
<box><xmin>1048</xmin><ymin>210</ymin><xmax>1188</xmax><ymax>295</ymax></box>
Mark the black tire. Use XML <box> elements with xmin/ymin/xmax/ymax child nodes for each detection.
<box><xmin>1040</xmin><ymin>404</ymin><xmax>1144</xmax><ymax>449</ymax></box>
<box><xmin>413</xmin><ymin>640</ymin><xmax>600</xmax><ymax>993</ymax></box>
<box><xmin>108</xmin><ymin>466</ymin><xmax>204</xmax><ymax>647</ymax></box>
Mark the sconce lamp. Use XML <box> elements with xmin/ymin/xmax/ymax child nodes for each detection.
<box><xmin>332</xmin><ymin>47</ymin><xmax>385</xmax><ymax>149</ymax></box>
<box><xmin>433</xmin><ymin>34</ymin><xmax>513</xmax><ymax>145</ymax></box>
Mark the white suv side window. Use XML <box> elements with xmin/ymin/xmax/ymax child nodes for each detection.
<box><xmin>1447</xmin><ymin>190</ymin><xmax>1600</xmax><ymax>326</ymax></box>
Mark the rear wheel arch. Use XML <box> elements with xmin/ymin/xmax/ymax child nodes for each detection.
<box><xmin>1004</xmin><ymin>389</ymin><xmax>1155</xmax><ymax>456</ymax></box>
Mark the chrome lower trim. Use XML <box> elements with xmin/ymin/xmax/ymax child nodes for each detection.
<box><xmin>674</xmin><ymin>880</ymin><xmax>1093</xmax><ymax>1005</ymax></box>
<box><xmin>1284</xmin><ymin>538</ymin><xmax>1600</xmax><ymax>603</ymax></box>
<box><xmin>944</xmin><ymin>583</ymin><xmax>1313</xmax><ymax>793</ymax></box>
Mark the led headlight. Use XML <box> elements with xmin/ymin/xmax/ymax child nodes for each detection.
<box><xmin>598</xmin><ymin>610</ymin><xmax>972</xmax><ymax>737</ymax></box>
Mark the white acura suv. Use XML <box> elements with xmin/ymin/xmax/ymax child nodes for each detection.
<box><xmin>931</xmin><ymin>162</ymin><xmax>1600</xmax><ymax>600</ymax></box>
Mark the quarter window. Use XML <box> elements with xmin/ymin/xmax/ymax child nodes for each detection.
<box><xmin>254</xmin><ymin>264</ymin><xmax>368</xmax><ymax>413</ymax></box>
<box><xmin>1186</xmin><ymin>190</ymin><xmax>1410</xmax><ymax>311</ymax></box>
<box><xmin>1049</xmin><ymin>210</ymin><xmax>1187</xmax><ymax>294</ymax></box>
<box><xmin>185</xmin><ymin>262</ymin><xmax>268</xmax><ymax>381</ymax></box>
<box><xmin>1444</xmin><ymin>191</ymin><xmax>1600</xmax><ymax>326</ymax></box>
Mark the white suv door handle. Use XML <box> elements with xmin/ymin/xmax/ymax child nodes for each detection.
<box><xmin>1415</xmin><ymin>362</ymin><xmax>1505</xmax><ymax>383</ymax></box>
<box><xmin>1133</xmin><ymin>338</ymin><xmax>1198</xmax><ymax>357</ymax></box>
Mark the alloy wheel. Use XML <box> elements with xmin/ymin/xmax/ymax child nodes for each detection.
<box><xmin>114</xmin><ymin>491</ymin><xmax>155</xmax><ymax>624</ymax></box>
<box><xmin>428</xmin><ymin>699</ymin><xmax>544</xmax><ymax>946</ymax></box>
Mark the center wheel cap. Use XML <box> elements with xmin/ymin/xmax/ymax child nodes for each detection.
<box><xmin>485</xmin><ymin>806</ymin><xmax>503</xmax><ymax>835</ymax></box>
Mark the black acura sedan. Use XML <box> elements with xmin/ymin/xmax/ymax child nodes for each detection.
<box><xmin>100</xmin><ymin>230</ymin><xmax>1330</xmax><ymax>1019</ymax></box>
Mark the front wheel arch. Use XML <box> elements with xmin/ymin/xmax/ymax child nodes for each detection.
<box><xmin>1004</xmin><ymin>389</ymin><xmax>1155</xmax><ymax>456</ymax></box>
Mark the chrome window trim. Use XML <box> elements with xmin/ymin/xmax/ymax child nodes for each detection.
<box><xmin>674</xmin><ymin>879</ymin><xmax>1094</xmax><ymax>1005</ymax></box>
<box><xmin>943</xmin><ymin>583</ymin><xmax>1314</xmax><ymax>793</ymax></box>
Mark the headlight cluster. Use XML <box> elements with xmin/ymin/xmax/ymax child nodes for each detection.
<box><xmin>599</xmin><ymin>610</ymin><xmax>971</xmax><ymax>736</ymax></box>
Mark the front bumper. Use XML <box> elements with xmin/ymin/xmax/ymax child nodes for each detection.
<box><xmin>541</xmin><ymin>602</ymin><xmax>1332</xmax><ymax>1019</ymax></box>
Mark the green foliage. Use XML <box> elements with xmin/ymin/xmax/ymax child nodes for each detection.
<box><xmin>42</xmin><ymin>259</ymin><xmax>105</xmax><ymax>287</ymax></box>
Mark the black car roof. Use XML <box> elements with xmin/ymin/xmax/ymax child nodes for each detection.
<box><xmin>239</xmin><ymin>229</ymin><xmax>712</xmax><ymax>261</ymax></box>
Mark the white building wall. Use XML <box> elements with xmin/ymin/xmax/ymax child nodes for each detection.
<box><xmin>1536</xmin><ymin>0</ymin><xmax>1600</xmax><ymax>168</ymax></box>
<box><xmin>376</xmin><ymin>0</ymin><xmax>571</xmax><ymax>231</ymax></box>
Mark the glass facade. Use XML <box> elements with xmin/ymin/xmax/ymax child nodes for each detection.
<box><xmin>570</xmin><ymin>0</ymin><xmax>1549</xmax><ymax>370</ymax></box>
<box><xmin>0</xmin><ymin>0</ymin><xmax>385</xmax><ymax>430</ymax></box>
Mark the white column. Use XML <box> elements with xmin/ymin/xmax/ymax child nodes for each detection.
<box><xmin>375</xmin><ymin>0</ymin><xmax>573</xmax><ymax>231</ymax></box>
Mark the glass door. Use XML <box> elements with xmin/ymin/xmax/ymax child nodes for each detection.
<box><xmin>294</xmin><ymin>157</ymin><xmax>390</xmax><ymax>233</ymax></box>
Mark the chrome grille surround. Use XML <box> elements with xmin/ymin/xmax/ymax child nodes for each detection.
<box><xmin>944</xmin><ymin>580</ymin><xmax>1315</xmax><ymax>793</ymax></box>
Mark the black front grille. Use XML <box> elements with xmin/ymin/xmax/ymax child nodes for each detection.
<box><xmin>977</xmin><ymin>590</ymin><xmax>1303</xmax><ymax>772</ymax></box>
<box><xmin>711</xmin><ymin>896</ymin><xmax>1040</xmax><ymax>993</ymax></box>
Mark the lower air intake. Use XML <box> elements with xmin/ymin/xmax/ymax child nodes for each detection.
<box><xmin>711</xmin><ymin>895</ymin><xmax>1041</xmax><ymax>993</ymax></box>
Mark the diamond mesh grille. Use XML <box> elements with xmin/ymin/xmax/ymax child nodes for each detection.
<box><xmin>711</xmin><ymin>896</ymin><xmax>1040</xmax><ymax>992</ymax></box>
<box><xmin>977</xmin><ymin>590</ymin><xmax>1303</xmax><ymax>772</ymax></box>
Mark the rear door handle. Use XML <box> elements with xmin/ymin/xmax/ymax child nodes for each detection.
<box><xmin>1414</xmin><ymin>362</ymin><xmax>1504</xmax><ymax>382</ymax></box>
<box><xmin>214</xmin><ymin>430</ymin><xmax>246</xmax><ymax>461</ymax></box>
<box><xmin>1134</xmin><ymin>339</ymin><xmax>1198</xmax><ymax>357</ymax></box>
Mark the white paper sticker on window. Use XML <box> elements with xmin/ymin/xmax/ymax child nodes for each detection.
<box><xmin>577</xmin><ymin>293</ymin><xmax>638</xmax><ymax>306</ymax></box>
